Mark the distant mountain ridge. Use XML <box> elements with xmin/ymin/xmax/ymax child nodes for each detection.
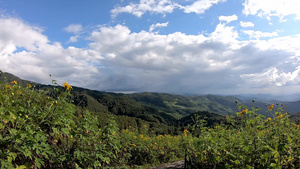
<box><xmin>1</xmin><ymin>71</ymin><xmax>300</xmax><ymax>125</ymax></box>
<box><xmin>0</xmin><ymin>71</ymin><xmax>34</xmax><ymax>86</ymax></box>
<box><xmin>234</xmin><ymin>93</ymin><xmax>300</xmax><ymax>102</ymax></box>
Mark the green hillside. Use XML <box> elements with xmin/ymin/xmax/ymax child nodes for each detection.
<box><xmin>290</xmin><ymin>112</ymin><xmax>300</xmax><ymax>124</ymax></box>
<box><xmin>1</xmin><ymin>71</ymin><xmax>300</xmax><ymax>127</ymax></box>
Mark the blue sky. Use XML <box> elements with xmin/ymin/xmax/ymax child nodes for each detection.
<box><xmin>0</xmin><ymin>0</ymin><xmax>300</xmax><ymax>95</ymax></box>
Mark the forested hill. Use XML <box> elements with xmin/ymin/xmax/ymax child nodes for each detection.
<box><xmin>128</xmin><ymin>92</ymin><xmax>239</xmax><ymax>119</ymax></box>
<box><xmin>1</xmin><ymin>71</ymin><xmax>300</xmax><ymax>127</ymax></box>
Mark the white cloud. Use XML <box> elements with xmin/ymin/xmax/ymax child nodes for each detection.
<box><xmin>0</xmin><ymin>17</ymin><xmax>48</xmax><ymax>52</ymax></box>
<box><xmin>218</xmin><ymin>15</ymin><xmax>238</xmax><ymax>23</ymax></box>
<box><xmin>243</xmin><ymin>0</ymin><xmax>300</xmax><ymax>21</ymax></box>
<box><xmin>63</xmin><ymin>24</ymin><xmax>83</xmax><ymax>34</ymax></box>
<box><xmin>68</xmin><ymin>35</ymin><xmax>80</xmax><ymax>43</ymax></box>
<box><xmin>182</xmin><ymin>0</ymin><xmax>226</xmax><ymax>14</ymax></box>
<box><xmin>0</xmin><ymin>17</ymin><xmax>100</xmax><ymax>87</ymax></box>
<box><xmin>240</xmin><ymin>21</ymin><xmax>254</xmax><ymax>27</ymax></box>
<box><xmin>111</xmin><ymin>0</ymin><xmax>226</xmax><ymax>17</ymax></box>
<box><xmin>240</xmin><ymin>66</ymin><xmax>300</xmax><ymax>87</ymax></box>
<box><xmin>63</xmin><ymin>24</ymin><xmax>84</xmax><ymax>43</ymax></box>
<box><xmin>149</xmin><ymin>22</ymin><xmax>169</xmax><ymax>32</ymax></box>
<box><xmin>111</xmin><ymin>0</ymin><xmax>178</xmax><ymax>18</ymax></box>
<box><xmin>87</xmin><ymin>23</ymin><xmax>300</xmax><ymax>94</ymax></box>
<box><xmin>264</xmin><ymin>35</ymin><xmax>300</xmax><ymax>56</ymax></box>
<box><xmin>242</xmin><ymin>30</ymin><xmax>278</xmax><ymax>39</ymax></box>
<box><xmin>210</xmin><ymin>23</ymin><xmax>239</xmax><ymax>45</ymax></box>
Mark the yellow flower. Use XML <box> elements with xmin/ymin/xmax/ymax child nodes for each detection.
<box><xmin>26</xmin><ymin>83</ymin><xmax>32</xmax><ymax>88</ymax></box>
<box><xmin>17</xmin><ymin>91</ymin><xmax>22</xmax><ymax>94</ymax></box>
<box><xmin>161</xmin><ymin>151</ymin><xmax>165</xmax><ymax>155</ymax></box>
<box><xmin>133</xmin><ymin>136</ymin><xmax>137</xmax><ymax>139</ymax></box>
<box><xmin>241</xmin><ymin>109</ymin><xmax>248</xmax><ymax>114</ymax></box>
<box><xmin>184</xmin><ymin>129</ymin><xmax>188</xmax><ymax>136</ymax></box>
<box><xmin>11</xmin><ymin>80</ymin><xmax>17</xmax><ymax>85</ymax></box>
<box><xmin>6</xmin><ymin>85</ymin><xmax>11</xmax><ymax>89</ymax></box>
<box><xmin>132</xmin><ymin>144</ymin><xmax>136</xmax><ymax>147</ymax></box>
<box><xmin>267</xmin><ymin>118</ymin><xmax>272</xmax><ymax>122</ymax></box>
<box><xmin>276</xmin><ymin>115</ymin><xmax>284</xmax><ymax>119</ymax></box>
<box><xmin>268</xmin><ymin>104</ymin><xmax>274</xmax><ymax>110</ymax></box>
<box><xmin>63</xmin><ymin>81</ymin><xmax>72</xmax><ymax>90</ymax></box>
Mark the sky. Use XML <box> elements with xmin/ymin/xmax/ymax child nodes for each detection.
<box><xmin>0</xmin><ymin>0</ymin><xmax>300</xmax><ymax>95</ymax></box>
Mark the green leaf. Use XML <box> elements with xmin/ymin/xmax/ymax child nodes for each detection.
<box><xmin>62</xmin><ymin>127</ymin><xmax>70</xmax><ymax>135</ymax></box>
<box><xmin>16</xmin><ymin>165</ymin><xmax>27</xmax><ymax>169</ymax></box>
<box><xmin>7</xmin><ymin>156</ymin><xmax>13</xmax><ymax>163</ymax></box>
<box><xmin>8</xmin><ymin>152</ymin><xmax>17</xmax><ymax>162</ymax></box>
<box><xmin>270</xmin><ymin>163</ymin><xmax>278</xmax><ymax>167</ymax></box>
<box><xmin>35</xmin><ymin>158</ymin><xmax>44</xmax><ymax>168</ymax></box>
<box><xmin>243</xmin><ymin>145</ymin><xmax>250</xmax><ymax>152</ymax></box>
<box><xmin>0</xmin><ymin>123</ymin><xmax>5</xmax><ymax>130</ymax></box>
<box><xmin>234</xmin><ymin>160</ymin><xmax>240</xmax><ymax>165</ymax></box>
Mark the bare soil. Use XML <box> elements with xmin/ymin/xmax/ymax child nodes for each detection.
<box><xmin>150</xmin><ymin>160</ymin><xmax>184</xmax><ymax>169</ymax></box>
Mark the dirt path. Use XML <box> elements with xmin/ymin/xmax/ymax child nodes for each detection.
<box><xmin>150</xmin><ymin>160</ymin><xmax>184</xmax><ymax>169</ymax></box>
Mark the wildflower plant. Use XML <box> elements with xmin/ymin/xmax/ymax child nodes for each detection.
<box><xmin>186</xmin><ymin>101</ymin><xmax>300</xmax><ymax>168</ymax></box>
<box><xmin>0</xmin><ymin>72</ymin><xmax>185</xmax><ymax>168</ymax></box>
<box><xmin>0</xmin><ymin>75</ymin><xmax>120</xmax><ymax>168</ymax></box>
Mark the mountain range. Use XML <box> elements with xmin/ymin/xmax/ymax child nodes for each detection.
<box><xmin>1</xmin><ymin>71</ymin><xmax>300</xmax><ymax>128</ymax></box>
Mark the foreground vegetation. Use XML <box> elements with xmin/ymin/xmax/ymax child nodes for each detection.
<box><xmin>0</xmin><ymin>76</ymin><xmax>299</xmax><ymax>168</ymax></box>
<box><xmin>185</xmin><ymin>103</ymin><xmax>300</xmax><ymax>168</ymax></box>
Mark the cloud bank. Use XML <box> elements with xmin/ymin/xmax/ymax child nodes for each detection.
<box><xmin>243</xmin><ymin>0</ymin><xmax>300</xmax><ymax>21</ymax></box>
<box><xmin>111</xmin><ymin>0</ymin><xmax>226</xmax><ymax>18</ymax></box>
<box><xmin>0</xmin><ymin>17</ymin><xmax>101</xmax><ymax>87</ymax></box>
<box><xmin>1</xmin><ymin>15</ymin><xmax>299</xmax><ymax>95</ymax></box>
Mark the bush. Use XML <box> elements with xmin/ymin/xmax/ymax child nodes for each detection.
<box><xmin>0</xmin><ymin>79</ymin><xmax>185</xmax><ymax>168</ymax></box>
<box><xmin>186</xmin><ymin>102</ymin><xmax>300</xmax><ymax>168</ymax></box>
